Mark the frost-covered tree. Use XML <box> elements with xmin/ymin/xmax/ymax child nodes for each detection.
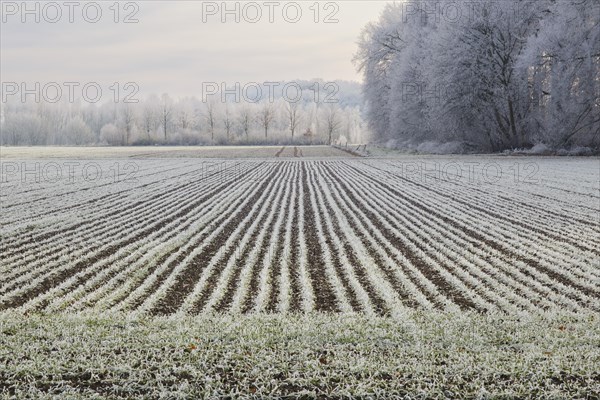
<box><xmin>0</xmin><ymin>83</ymin><xmax>366</xmax><ymax>146</ymax></box>
<box><xmin>140</xmin><ymin>95</ymin><xmax>159</xmax><ymax>140</ymax></box>
<box><xmin>355</xmin><ymin>0</ymin><xmax>599</xmax><ymax>151</ymax></box>
<box><xmin>204</xmin><ymin>98</ymin><xmax>218</xmax><ymax>141</ymax></box>
<box><xmin>432</xmin><ymin>0</ymin><xmax>546</xmax><ymax>150</ymax></box>
<box><xmin>174</xmin><ymin>97</ymin><xmax>194</xmax><ymax>133</ymax></box>
<box><xmin>160</xmin><ymin>93</ymin><xmax>173</xmax><ymax>141</ymax></box>
<box><xmin>238</xmin><ymin>104</ymin><xmax>254</xmax><ymax>141</ymax></box>
<box><xmin>119</xmin><ymin>104</ymin><xmax>136</xmax><ymax>145</ymax></box>
<box><xmin>100</xmin><ymin>123</ymin><xmax>121</xmax><ymax>146</ymax></box>
<box><xmin>519</xmin><ymin>0</ymin><xmax>600</xmax><ymax>148</ymax></box>
<box><xmin>285</xmin><ymin>100</ymin><xmax>302</xmax><ymax>141</ymax></box>
<box><xmin>2</xmin><ymin>112</ymin><xmax>43</xmax><ymax>145</ymax></box>
<box><xmin>223</xmin><ymin>105</ymin><xmax>234</xmax><ymax>142</ymax></box>
<box><xmin>258</xmin><ymin>101</ymin><xmax>276</xmax><ymax>139</ymax></box>
<box><xmin>388</xmin><ymin>3</ymin><xmax>437</xmax><ymax>144</ymax></box>
<box><xmin>323</xmin><ymin>103</ymin><xmax>342</xmax><ymax>145</ymax></box>
<box><xmin>342</xmin><ymin>106</ymin><xmax>364</xmax><ymax>144</ymax></box>
<box><xmin>63</xmin><ymin>116</ymin><xmax>94</xmax><ymax>145</ymax></box>
<box><xmin>354</xmin><ymin>3</ymin><xmax>406</xmax><ymax>143</ymax></box>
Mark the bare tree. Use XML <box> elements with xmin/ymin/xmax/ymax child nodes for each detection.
<box><xmin>2</xmin><ymin>112</ymin><xmax>43</xmax><ymax>145</ymax></box>
<box><xmin>223</xmin><ymin>105</ymin><xmax>233</xmax><ymax>142</ymax></box>
<box><xmin>120</xmin><ymin>104</ymin><xmax>135</xmax><ymax>145</ymax></box>
<box><xmin>177</xmin><ymin>97</ymin><xmax>196</xmax><ymax>132</ymax></box>
<box><xmin>205</xmin><ymin>99</ymin><xmax>217</xmax><ymax>141</ymax></box>
<box><xmin>160</xmin><ymin>93</ymin><xmax>173</xmax><ymax>142</ymax></box>
<box><xmin>238</xmin><ymin>105</ymin><xmax>253</xmax><ymax>141</ymax></box>
<box><xmin>141</xmin><ymin>104</ymin><xmax>156</xmax><ymax>140</ymax></box>
<box><xmin>138</xmin><ymin>94</ymin><xmax>159</xmax><ymax>141</ymax></box>
<box><xmin>259</xmin><ymin>102</ymin><xmax>275</xmax><ymax>139</ymax></box>
<box><xmin>286</xmin><ymin>100</ymin><xmax>302</xmax><ymax>141</ymax></box>
<box><xmin>325</xmin><ymin>104</ymin><xmax>342</xmax><ymax>145</ymax></box>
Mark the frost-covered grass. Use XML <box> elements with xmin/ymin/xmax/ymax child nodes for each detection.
<box><xmin>1</xmin><ymin>311</ymin><xmax>599</xmax><ymax>399</ymax></box>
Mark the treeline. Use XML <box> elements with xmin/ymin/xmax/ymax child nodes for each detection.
<box><xmin>355</xmin><ymin>0</ymin><xmax>600</xmax><ymax>152</ymax></box>
<box><xmin>0</xmin><ymin>81</ymin><xmax>366</xmax><ymax>146</ymax></box>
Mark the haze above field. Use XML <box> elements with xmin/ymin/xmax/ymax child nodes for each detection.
<box><xmin>1</xmin><ymin>1</ymin><xmax>389</xmax><ymax>96</ymax></box>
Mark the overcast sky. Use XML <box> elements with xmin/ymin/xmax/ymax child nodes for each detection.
<box><xmin>1</xmin><ymin>1</ymin><xmax>389</xmax><ymax>99</ymax></box>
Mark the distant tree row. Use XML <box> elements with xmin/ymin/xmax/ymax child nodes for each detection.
<box><xmin>0</xmin><ymin>82</ymin><xmax>366</xmax><ymax>146</ymax></box>
<box><xmin>355</xmin><ymin>0</ymin><xmax>599</xmax><ymax>152</ymax></box>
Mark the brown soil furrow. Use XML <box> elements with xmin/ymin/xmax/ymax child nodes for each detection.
<box><xmin>0</xmin><ymin>165</ymin><xmax>262</xmax><ymax>311</ymax></box>
<box><xmin>307</xmin><ymin>168</ymin><xmax>363</xmax><ymax>313</ymax></box>
<box><xmin>318</xmin><ymin>164</ymin><xmax>420</xmax><ymax>309</ymax></box>
<box><xmin>149</xmin><ymin>166</ymin><xmax>281</xmax><ymax>315</ymax></box>
<box><xmin>367</xmin><ymin>161</ymin><xmax>599</xmax><ymax>256</ymax></box>
<box><xmin>1</xmin><ymin>162</ymin><xmax>188</xmax><ymax>209</ymax></box>
<box><xmin>4</xmin><ymin>162</ymin><xmax>244</xmax><ymax>272</ymax></box>
<box><xmin>300</xmin><ymin>162</ymin><xmax>339</xmax><ymax>312</ymax></box>
<box><xmin>313</xmin><ymin>165</ymin><xmax>390</xmax><ymax>315</ymax></box>
<box><xmin>185</xmin><ymin>167</ymin><xmax>286</xmax><ymax>315</ymax></box>
<box><xmin>2</xmin><ymin>162</ymin><xmax>243</xmax><ymax>257</ymax></box>
<box><xmin>247</xmin><ymin>167</ymin><xmax>296</xmax><ymax>314</ymax></box>
<box><xmin>0</xmin><ymin>163</ymin><xmax>254</xmax><ymax>293</ymax></box>
<box><xmin>285</xmin><ymin>184</ymin><xmax>303</xmax><ymax>313</ymax></box>
<box><xmin>121</xmin><ymin>166</ymin><xmax>273</xmax><ymax>311</ymax></box>
<box><xmin>380</xmin><ymin>159</ymin><xmax>599</xmax><ymax>230</ymax></box>
<box><xmin>326</xmin><ymin>164</ymin><xmax>482</xmax><ymax>311</ymax></box>
<box><xmin>77</xmin><ymin>170</ymin><xmax>264</xmax><ymax>311</ymax></box>
<box><xmin>340</xmin><ymin>164</ymin><xmax>532</xmax><ymax>312</ymax></box>
<box><xmin>321</xmin><ymin>164</ymin><xmax>446</xmax><ymax>309</ymax></box>
<box><xmin>1</xmin><ymin>162</ymin><xmax>248</xmax><ymax>273</ymax></box>
<box><xmin>214</xmin><ymin>166</ymin><xmax>291</xmax><ymax>313</ymax></box>
<box><xmin>363</xmin><ymin>162</ymin><xmax>600</xmax><ymax>294</ymax></box>
<box><xmin>343</xmin><ymin>163</ymin><xmax>587</xmax><ymax>310</ymax></box>
<box><xmin>347</xmin><ymin>163</ymin><xmax>600</xmax><ymax>306</ymax></box>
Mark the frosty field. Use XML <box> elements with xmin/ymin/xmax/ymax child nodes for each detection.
<box><xmin>0</xmin><ymin>146</ymin><xmax>599</xmax><ymax>398</ymax></box>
